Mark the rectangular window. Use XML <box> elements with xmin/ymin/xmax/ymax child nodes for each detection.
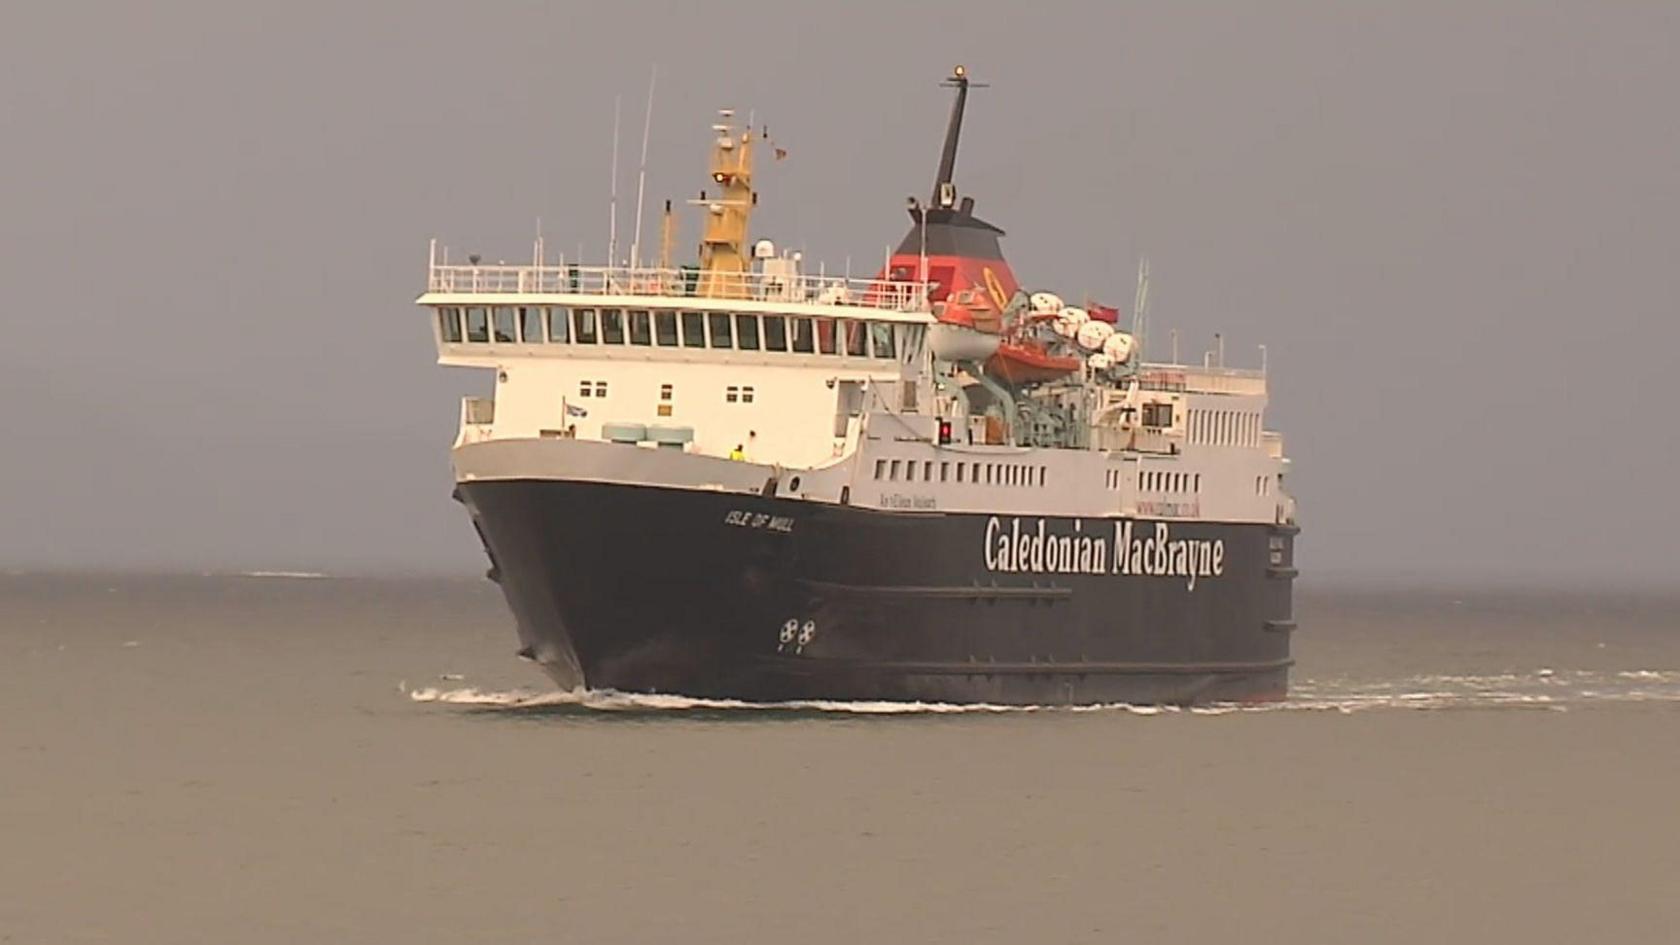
<box><xmin>492</xmin><ymin>306</ymin><xmax>517</xmax><ymax>343</ymax></box>
<box><xmin>465</xmin><ymin>307</ymin><xmax>490</xmax><ymax>342</ymax></box>
<box><xmin>660</xmin><ymin>384</ymin><xmax>673</xmax><ymax>401</ymax></box>
<box><xmin>707</xmin><ymin>312</ymin><xmax>734</xmax><ymax>349</ymax></box>
<box><xmin>905</xmin><ymin>461</ymin><xmax>917</xmax><ymax>482</ymax></box>
<box><xmin>741</xmin><ymin>386</ymin><xmax>755</xmax><ymax>404</ymax></box>
<box><xmin>816</xmin><ymin>318</ymin><xmax>838</xmax><ymax>355</ymax></box>
<box><xmin>573</xmin><ymin>308</ymin><xmax>599</xmax><ymax>344</ymax></box>
<box><xmin>1142</xmin><ymin>402</ymin><xmax>1173</xmax><ymax>428</ymax></box>
<box><xmin>790</xmin><ymin>317</ymin><xmax>815</xmax><ymax>353</ymax></box>
<box><xmin>518</xmin><ymin>306</ymin><xmax>543</xmax><ymax>343</ymax></box>
<box><xmin>601</xmin><ymin>308</ymin><xmax>625</xmax><ymax>344</ymax></box>
<box><xmin>437</xmin><ymin>307</ymin><xmax>463</xmax><ymax>343</ymax></box>
<box><xmin>889</xmin><ymin>459</ymin><xmax>901</xmax><ymax>481</ymax></box>
<box><xmin>955</xmin><ymin>463</ymin><xmax>965</xmax><ymax>483</ymax></box>
<box><xmin>547</xmin><ymin>306</ymin><xmax>571</xmax><ymax>343</ymax></box>
<box><xmin>875</xmin><ymin>459</ymin><xmax>886</xmax><ymax>480</ymax></box>
<box><xmin>594</xmin><ymin>381</ymin><xmax>607</xmax><ymax>397</ymax></box>
<box><xmin>940</xmin><ymin>462</ymin><xmax>949</xmax><ymax>482</ymax></box>
<box><xmin>1039</xmin><ymin>467</ymin><xmax>1047</xmax><ymax>487</ymax></box>
<box><xmin>734</xmin><ymin>314</ymin><xmax>761</xmax><ymax>350</ymax></box>
<box><xmin>763</xmin><ymin>316</ymin><xmax>789</xmax><ymax>351</ymax></box>
<box><xmin>842</xmin><ymin>320</ymin><xmax>868</xmax><ymax>357</ymax></box>
<box><xmin>726</xmin><ymin>386</ymin><xmax>739</xmax><ymax>403</ymax></box>
<box><xmin>628</xmin><ymin>310</ymin><xmax>652</xmax><ymax>346</ymax></box>
<box><xmin>654</xmin><ymin>310</ymin><xmax>679</xmax><ymax>346</ymax></box>
<box><xmin>680</xmin><ymin>311</ymin><xmax>705</xmax><ymax>348</ymax></box>
<box><xmin>924</xmin><ymin>461</ymin><xmax>933</xmax><ymax>481</ymax></box>
<box><xmin>579</xmin><ymin>381</ymin><xmax>592</xmax><ymax>398</ymax></box>
<box><xmin>870</xmin><ymin>322</ymin><xmax>896</xmax><ymax>358</ymax></box>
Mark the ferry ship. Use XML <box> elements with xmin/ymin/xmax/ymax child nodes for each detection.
<box><xmin>417</xmin><ymin>68</ymin><xmax>1299</xmax><ymax>705</ymax></box>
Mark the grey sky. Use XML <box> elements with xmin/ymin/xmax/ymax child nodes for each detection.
<box><xmin>3</xmin><ymin>2</ymin><xmax>1676</xmax><ymax>583</ymax></box>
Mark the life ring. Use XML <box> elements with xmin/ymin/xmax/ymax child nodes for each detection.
<box><xmin>982</xmin><ymin>267</ymin><xmax>1009</xmax><ymax>310</ymax></box>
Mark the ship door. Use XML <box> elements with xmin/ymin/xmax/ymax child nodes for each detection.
<box><xmin>833</xmin><ymin>380</ymin><xmax>865</xmax><ymax>437</ymax></box>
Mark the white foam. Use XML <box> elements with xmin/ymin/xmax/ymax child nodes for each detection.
<box><xmin>239</xmin><ymin>570</ymin><xmax>330</xmax><ymax>579</ymax></box>
<box><xmin>405</xmin><ymin>666</ymin><xmax>1680</xmax><ymax>717</ymax></box>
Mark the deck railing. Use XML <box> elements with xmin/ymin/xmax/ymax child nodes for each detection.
<box><xmin>427</xmin><ymin>259</ymin><xmax>930</xmax><ymax>313</ymax></box>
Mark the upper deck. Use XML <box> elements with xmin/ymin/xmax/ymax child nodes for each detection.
<box><xmin>420</xmin><ymin>253</ymin><xmax>933</xmax><ymax>321</ymax></box>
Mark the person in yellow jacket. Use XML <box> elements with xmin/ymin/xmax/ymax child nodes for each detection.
<box><xmin>728</xmin><ymin>444</ymin><xmax>745</xmax><ymax>461</ymax></box>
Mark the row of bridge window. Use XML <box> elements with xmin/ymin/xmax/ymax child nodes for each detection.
<box><xmin>437</xmin><ymin>306</ymin><xmax>908</xmax><ymax>359</ymax></box>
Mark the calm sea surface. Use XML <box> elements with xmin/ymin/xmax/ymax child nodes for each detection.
<box><xmin>2</xmin><ymin>573</ymin><xmax>1677</xmax><ymax>944</ymax></box>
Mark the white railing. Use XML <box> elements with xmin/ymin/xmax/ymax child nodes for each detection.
<box><xmin>427</xmin><ymin>260</ymin><xmax>931</xmax><ymax>313</ymax></box>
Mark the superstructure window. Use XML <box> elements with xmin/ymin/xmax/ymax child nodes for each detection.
<box><xmin>464</xmin><ymin>307</ymin><xmax>490</xmax><ymax>342</ymax></box>
<box><xmin>905</xmin><ymin>461</ymin><xmax>917</xmax><ymax>482</ymax></box>
<box><xmin>870</xmin><ymin>322</ymin><xmax>896</xmax><ymax>359</ymax></box>
<box><xmin>790</xmin><ymin>317</ymin><xmax>815</xmax><ymax>353</ymax></box>
<box><xmin>437</xmin><ymin>307</ymin><xmax>462</xmax><ymax>343</ymax></box>
<box><xmin>628</xmin><ymin>310</ymin><xmax>652</xmax><ymax>346</ymax></box>
<box><xmin>707</xmin><ymin>312</ymin><xmax>734</xmax><ymax>349</ymax></box>
<box><xmin>940</xmin><ymin>462</ymin><xmax>949</xmax><ymax>482</ymax></box>
<box><xmin>875</xmin><ymin>459</ymin><xmax>886</xmax><ymax>480</ymax></box>
<box><xmin>955</xmin><ymin>462</ymin><xmax>965</xmax><ymax>482</ymax></box>
<box><xmin>734</xmin><ymin>314</ymin><xmax>761</xmax><ymax>350</ymax></box>
<box><xmin>518</xmin><ymin>306</ymin><xmax>543</xmax><ymax>343</ymax></box>
<box><xmin>726</xmin><ymin>386</ymin><xmax>739</xmax><ymax>403</ymax></box>
<box><xmin>660</xmin><ymin>384</ymin><xmax>673</xmax><ymax>401</ymax></box>
<box><xmin>681</xmin><ymin>311</ymin><xmax>705</xmax><ymax>348</ymax></box>
<box><xmin>763</xmin><ymin>316</ymin><xmax>788</xmax><ymax>351</ymax></box>
<box><xmin>491</xmin><ymin>306</ymin><xmax>516</xmax><ymax>343</ymax></box>
<box><xmin>816</xmin><ymin>318</ymin><xmax>838</xmax><ymax>355</ymax></box>
<box><xmin>889</xmin><ymin>459</ymin><xmax>901</xmax><ymax>481</ymax></box>
<box><xmin>601</xmin><ymin>308</ymin><xmax>625</xmax><ymax>344</ymax></box>
<box><xmin>741</xmin><ymin>386</ymin><xmax>755</xmax><ymax>403</ymax></box>
<box><xmin>842</xmin><ymin>320</ymin><xmax>868</xmax><ymax>357</ymax></box>
<box><xmin>573</xmin><ymin>308</ymin><xmax>599</xmax><ymax>344</ymax></box>
<box><xmin>547</xmin><ymin>307</ymin><xmax>571</xmax><ymax>343</ymax></box>
<box><xmin>1142</xmin><ymin>402</ymin><xmax>1173</xmax><ymax>428</ymax></box>
<box><xmin>654</xmin><ymin>311</ymin><xmax>678</xmax><ymax>346</ymax></box>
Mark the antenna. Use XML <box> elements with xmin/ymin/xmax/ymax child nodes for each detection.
<box><xmin>608</xmin><ymin>96</ymin><xmax>621</xmax><ymax>268</ymax></box>
<box><xmin>1132</xmin><ymin>257</ymin><xmax>1151</xmax><ymax>360</ymax></box>
<box><xmin>629</xmin><ymin>65</ymin><xmax>658</xmax><ymax>269</ymax></box>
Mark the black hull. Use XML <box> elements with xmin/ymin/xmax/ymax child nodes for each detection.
<box><xmin>458</xmin><ymin>480</ymin><xmax>1296</xmax><ymax>706</ymax></box>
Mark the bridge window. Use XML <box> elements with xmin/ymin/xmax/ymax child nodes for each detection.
<box><xmin>654</xmin><ymin>311</ymin><xmax>678</xmax><ymax>346</ymax></box>
<box><xmin>437</xmin><ymin>307</ymin><xmax>462</xmax><ymax>343</ymax></box>
<box><xmin>601</xmin><ymin>308</ymin><xmax>625</xmax><ymax>344</ymax></box>
<box><xmin>547</xmin><ymin>306</ymin><xmax>570</xmax><ymax>343</ymax></box>
<box><xmin>842</xmin><ymin>320</ymin><xmax>868</xmax><ymax>357</ymax></box>
<box><xmin>816</xmin><ymin>317</ymin><xmax>838</xmax><ymax>355</ymax></box>
<box><xmin>628</xmin><ymin>310</ymin><xmax>652</xmax><ymax>346</ymax></box>
<box><xmin>572</xmin><ymin>308</ymin><xmax>599</xmax><ymax>344</ymax></box>
<box><xmin>464</xmin><ymin>307</ymin><xmax>490</xmax><ymax>342</ymax></box>
<box><xmin>492</xmin><ymin>306</ymin><xmax>517</xmax><ymax>343</ymax></box>
<box><xmin>1142</xmin><ymin>402</ymin><xmax>1173</xmax><ymax>428</ymax></box>
<box><xmin>681</xmin><ymin>311</ymin><xmax>705</xmax><ymax>348</ymax></box>
<box><xmin>763</xmin><ymin>316</ymin><xmax>788</xmax><ymax>351</ymax></box>
<box><xmin>870</xmin><ymin>322</ymin><xmax>896</xmax><ymax>358</ymax></box>
<box><xmin>790</xmin><ymin>317</ymin><xmax>815</xmax><ymax>353</ymax></box>
<box><xmin>734</xmin><ymin>314</ymin><xmax>761</xmax><ymax>350</ymax></box>
<box><xmin>518</xmin><ymin>306</ymin><xmax>543</xmax><ymax>343</ymax></box>
<box><xmin>707</xmin><ymin>312</ymin><xmax>733</xmax><ymax>349</ymax></box>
